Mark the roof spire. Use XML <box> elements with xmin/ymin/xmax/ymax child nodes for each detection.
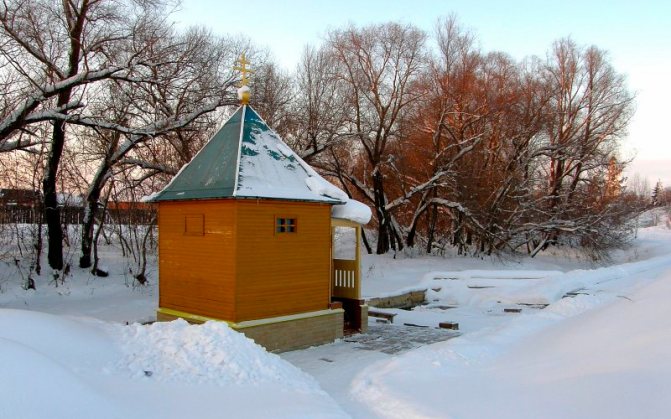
<box><xmin>234</xmin><ymin>53</ymin><xmax>253</xmax><ymax>105</ymax></box>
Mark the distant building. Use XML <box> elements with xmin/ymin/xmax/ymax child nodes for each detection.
<box><xmin>0</xmin><ymin>188</ymin><xmax>40</xmax><ymax>207</ymax></box>
<box><xmin>0</xmin><ymin>188</ymin><xmax>40</xmax><ymax>224</ymax></box>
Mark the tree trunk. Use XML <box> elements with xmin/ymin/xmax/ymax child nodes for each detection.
<box><xmin>43</xmin><ymin>121</ymin><xmax>66</xmax><ymax>270</ymax></box>
<box><xmin>33</xmin><ymin>203</ymin><xmax>44</xmax><ymax>276</ymax></box>
<box><xmin>80</xmin><ymin>164</ymin><xmax>110</xmax><ymax>268</ymax></box>
<box><xmin>79</xmin><ymin>200</ymin><xmax>98</xmax><ymax>268</ymax></box>
<box><xmin>134</xmin><ymin>214</ymin><xmax>157</xmax><ymax>285</ymax></box>
<box><xmin>91</xmin><ymin>201</ymin><xmax>108</xmax><ymax>275</ymax></box>
<box><xmin>372</xmin><ymin>171</ymin><xmax>391</xmax><ymax>254</ymax></box>
<box><xmin>406</xmin><ymin>221</ymin><xmax>418</xmax><ymax>248</ymax></box>
<box><xmin>425</xmin><ymin>202</ymin><xmax>438</xmax><ymax>254</ymax></box>
<box><xmin>42</xmin><ymin>0</ymin><xmax>88</xmax><ymax>271</ymax></box>
<box><xmin>361</xmin><ymin>228</ymin><xmax>372</xmax><ymax>254</ymax></box>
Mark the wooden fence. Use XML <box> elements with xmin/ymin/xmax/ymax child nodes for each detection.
<box><xmin>0</xmin><ymin>205</ymin><xmax>156</xmax><ymax>225</ymax></box>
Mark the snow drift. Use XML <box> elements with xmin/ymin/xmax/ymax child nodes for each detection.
<box><xmin>0</xmin><ymin>310</ymin><xmax>347</xmax><ymax>419</ymax></box>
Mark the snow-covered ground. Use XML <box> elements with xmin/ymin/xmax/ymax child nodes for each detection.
<box><xmin>0</xmin><ymin>310</ymin><xmax>347</xmax><ymax>419</ymax></box>
<box><xmin>1</xmin><ymin>209</ymin><xmax>671</xmax><ymax>418</ymax></box>
<box><xmin>348</xmin><ymin>268</ymin><xmax>671</xmax><ymax>419</ymax></box>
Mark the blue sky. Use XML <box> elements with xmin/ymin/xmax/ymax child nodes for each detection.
<box><xmin>174</xmin><ymin>0</ymin><xmax>671</xmax><ymax>185</ymax></box>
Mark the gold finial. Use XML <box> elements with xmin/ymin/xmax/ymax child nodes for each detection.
<box><xmin>234</xmin><ymin>53</ymin><xmax>253</xmax><ymax>105</ymax></box>
<box><xmin>234</xmin><ymin>53</ymin><xmax>253</xmax><ymax>86</ymax></box>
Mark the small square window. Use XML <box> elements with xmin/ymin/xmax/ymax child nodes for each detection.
<box><xmin>276</xmin><ymin>217</ymin><xmax>297</xmax><ymax>234</ymax></box>
<box><xmin>184</xmin><ymin>214</ymin><xmax>204</xmax><ymax>235</ymax></box>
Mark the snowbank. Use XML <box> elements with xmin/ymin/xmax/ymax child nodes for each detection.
<box><xmin>113</xmin><ymin>319</ymin><xmax>318</xmax><ymax>390</ymax></box>
<box><xmin>0</xmin><ymin>310</ymin><xmax>347</xmax><ymax>419</ymax></box>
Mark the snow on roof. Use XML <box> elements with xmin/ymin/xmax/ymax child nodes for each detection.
<box><xmin>150</xmin><ymin>104</ymin><xmax>373</xmax><ymax>224</ymax></box>
<box><xmin>140</xmin><ymin>192</ymin><xmax>159</xmax><ymax>203</ymax></box>
<box><xmin>331</xmin><ymin>198</ymin><xmax>372</xmax><ymax>224</ymax></box>
<box><xmin>152</xmin><ymin>106</ymin><xmax>345</xmax><ymax>204</ymax></box>
<box><xmin>234</xmin><ymin>110</ymin><xmax>343</xmax><ymax>203</ymax></box>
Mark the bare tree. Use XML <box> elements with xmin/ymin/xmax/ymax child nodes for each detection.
<box><xmin>528</xmin><ymin>39</ymin><xmax>634</xmax><ymax>253</ymax></box>
<box><xmin>0</xmin><ymin>1</ymin><xmax>248</xmax><ymax>274</ymax></box>
<box><xmin>401</xmin><ymin>15</ymin><xmax>483</xmax><ymax>252</ymax></box>
<box><xmin>285</xmin><ymin>46</ymin><xmax>347</xmax><ymax>163</ymax></box>
<box><xmin>250</xmin><ymin>60</ymin><xmax>294</xmax><ymax>133</ymax></box>
<box><xmin>77</xmin><ymin>27</ymin><xmax>242</xmax><ymax>269</ymax></box>
<box><xmin>627</xmin><ymin>173</ymin><xmax>650</xmax><ymax>200</ymax></box>
<box><xmin>107</xmin><ymin>171</ymin><xmax>157</xmax><ymax>285</ymax></box>
<box><xmin>0</xmin><ymin>0</ymin><xmax>162</xmax><ymax>272</ymax></box>
<box><xmin>323</xmin><ymin>22</ymin><xmax>427</xmax><ymax>254</ymax></box>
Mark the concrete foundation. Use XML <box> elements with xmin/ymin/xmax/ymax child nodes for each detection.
<box><xmin>157</xmin><ymin>308</ymin><xmax>345</xmax><ymax>353</ymax></box>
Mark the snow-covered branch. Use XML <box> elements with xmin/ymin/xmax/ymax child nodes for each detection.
<box><xmin>0</xmin><ymin>66</ymin><xmax>130</xmax><ymax>142</ymax></box>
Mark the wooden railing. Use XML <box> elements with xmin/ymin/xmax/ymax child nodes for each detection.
<box><xmin>332</xmin><ymin>258</ymin><xmax>359</xmax><ymax>299</ymax></box>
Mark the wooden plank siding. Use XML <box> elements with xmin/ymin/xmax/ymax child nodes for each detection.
<box><xmin>235</xmin><ymin>200</ymin><xmax>332</xmax><ymax>321</ymax></box>
<box><xmin>158</xmin><ymin>200</ymin><xmax>237</xmax><ymax>320</ymax></box>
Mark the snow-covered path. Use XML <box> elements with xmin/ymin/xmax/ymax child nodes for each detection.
<box><xmin>283</xmin><ymin>223</ymin><xmax>671</xmax><ymax>418</ymax></box>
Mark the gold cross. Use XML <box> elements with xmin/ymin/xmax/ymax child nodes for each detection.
<box><xmin>234</xmin><ymin>53</ymin><xmax>253</xmax><ymax>87</ymax></box>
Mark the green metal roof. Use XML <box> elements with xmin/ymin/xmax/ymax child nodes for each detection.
<box><xmin>152</xmin><ymin>106</ymin><xmax>345</xmax><ymax>204</ymax></box>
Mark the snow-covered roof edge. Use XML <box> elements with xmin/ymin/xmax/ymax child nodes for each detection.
<box><xmin>231</xmin><ymin>106</ymin><xmax>246</xmax><ymax>197</ymax></box>
<box><xmin>331</xmin><ymin>198</ymin><xmax>372</xmax><ymax>225</ymax></box>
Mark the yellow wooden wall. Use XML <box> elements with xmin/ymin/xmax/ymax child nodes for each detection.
<box><xmin>158</xmin><ymin>199</ymin><xmax>332</xmax><ymax>323</ymax></box>
<box><xmin>235</xmin><ymin>200</ymin><xmax>332</xmax><ymax>321</ymax></box>
<box><xmin>158</xmin><ymin>200</ymin><xmax>237</xmax><ymax>320</ymax></box>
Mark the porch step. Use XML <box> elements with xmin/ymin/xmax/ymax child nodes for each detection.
<box><xmin>368</xmin><ymin>310</ymin><xmax>397</xmax><ymax>324</ymax></box>
<box><xmin>366</xmin><ymin>289</ymin><xmax>427</xmax><ymax>309</ymax></box>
